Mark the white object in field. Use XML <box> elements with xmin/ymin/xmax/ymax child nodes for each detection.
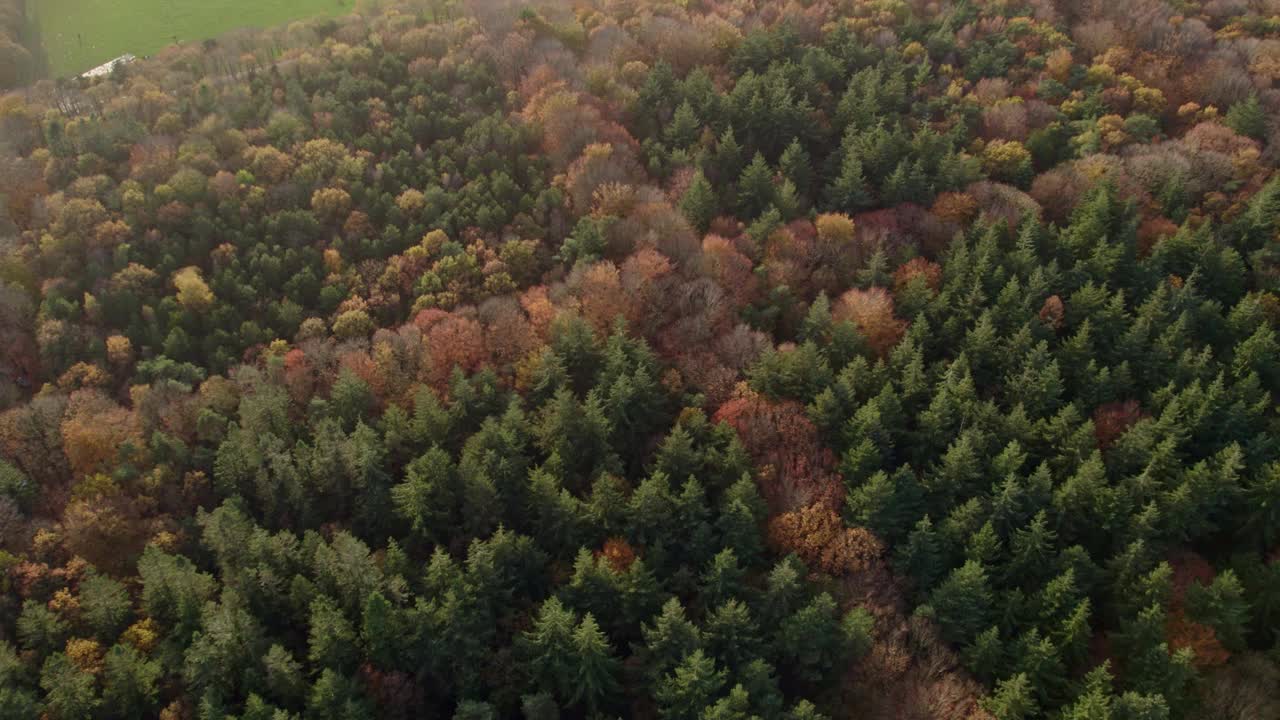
<box><xmin>80</xmin><ymin>54</ymin><xmax>138</xmax><ymax>79</ymax></box>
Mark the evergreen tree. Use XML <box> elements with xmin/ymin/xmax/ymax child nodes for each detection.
<box><xmin>521</xmin><ymin>596</ymin><xmax>579</xmax><ymax>700</ymax></box>
<box><xmin>102</xmin><ymin>645</ymin><xmax>163</xmax><ymax>719</ymax></box>
<box><xmin>776</xmin><ymin>594</ymin><xmax>856</xmax><ymax>682</ymax></box>
<box><xmin>929</xmin><ymin>560</ymin><xmax>995</xmax><ymax>645</ymax></box>
<box><xmin>738</xmin><ymin>152</ymin><xmax>776</xmax><ymax>219</ymax></box>
<box><xmin>964</xmin><ymin>627</ymin><xmax>1005</xmax><ymax>683</ymax></box>
<box><xmin>307</xmin><ymin>596</ymin><xmax>359</xmax><ymax>673</ymax></box>
<box><xmin>712</xmin><ymin>126</ymin><xmax>745</xmax><ymax>186</ymax></box>
<box><xmin>361</xmin><ymin>591</ymin><xmax>403</xmax><ymax>669</ymax></box>
<box><xmin>681</xmin><ymin>171</ymin><xmax>719</xmax><ymax>234</ymax></box>
<box><xmin>897</xmin><ymin>515</ymin><xmax>945</xmax><ymax>590</ymax></box>
<box><xmin>642</xmin><ymin>598</ymin><xmax>704</xmax><ymax>681</ymax></box>
<box><xmin>392</xmin><ymin>447</ymin><xmax>458</xmax><ymax>543</ymax></box>
<box><xmin>779</xmin><ymin>138</ymin><xmax>813</xmax><ymax>197</ymax></box>
<box><xmin>1113</xmin><ymin>605</ymin><xmax>1195</xmax><ymax>707</ymax></box>
<box><xmin>825</xmin><ymin>152</ymin><xmax>872</xmax><ymax>212</ymax></box>
<box><xmin>667</xmin><ymin>101</ymin><xmax>703</xmax><ymax>149</ymax></box>
<box><xmin>1185</xmin><ymin>570</ymin><xmax>1250</xmax><ymax>652</ymax></box>
<box><xmin>655</xmin><ymin>650</ymin><xmax>728</xmax><ymax>720</ymax></box>
<box><xmin>40</xmin><ymin>653</ymin><xmax>99</xmax><ymax>720</ymax></box>
<box><xmin>521</xmin><ymin>693</ymin><xmax>560</xmax><ymax>720</ymax></box>
<box><xmin>982</xmin><ymin>673</ymin><xmax>1038</xmax><ymax>720</ymax></box>
<box><xmin>1225</xmin><ymin>94</ymin><xmax>1267</xmax><ymax>140</ymax></box>
<box><xmin>307</xmin><ymin>668</ymin><xmax>372</xmax><ymax>720</ymax></box>
<box><xmin>703</xmin><ymin>599</ymin><xmax>760</xmax><ymax>672</ymax></box>
<box><xmin>570</xmin><ymin>614</ymin><xmax>621</xmax><ymax>713</ymax></box>
<box><xmin>702</xmin><ymin>684</ymin><xmax>755</xmax><ymax>720</ymax></box>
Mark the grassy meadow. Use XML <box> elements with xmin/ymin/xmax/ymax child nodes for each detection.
<box><xmin>31</xmin><ymin>0</ymin><xmax>351</xmax><ymax>77</ymax></box>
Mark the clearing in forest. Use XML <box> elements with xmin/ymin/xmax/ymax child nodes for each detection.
<box><xmin>31</xmin><ymin>0</ymin><xmax>348</xmax><ymax>77</ymax></box>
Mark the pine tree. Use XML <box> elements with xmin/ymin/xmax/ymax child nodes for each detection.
<box><xmin>526</xmin><ymin>466</ymin><xmax>584</xmax><ymax>558</ymax></box>
<box><xmin>776</xmin><ymin>593</ymin><xmax>850</xmax><ymax>682</ymax></box>
<box><xmin>411</xmin><ymin>385</ymin><xmax>453</xmax><ymax>447</ymax></box>
<box><xmin>570</xmin><ymin>614</ymin><xmax>621</xmax><ymax>713</ymax></box>
<box><xmin>79</xmin><ymin>573</ymin><xmax>132</xmax><ymax>640</ymax></box>
<box><xmin>785</xmin><ymin>700</ymin><xmax>831</xmax><ymax>720</ymax></box>
<box><xmin>654</xmin><ymin>649</ymin><xmax>727</xmax><ymax>720</ymax></box>
<box><xmin>361</xmin><ymin>591</ymin><xmax>402</xmax><ymax>669</ymax></box>
<box><xmin>855</xmin><ymin>248</ymin><xmax>893</xmax><ymax>289</ymax></box>
<box><xmin>982</xmin><ymin>673</ymin><xmax>1038</xmax><ymax>720</ymax></box>
<box><xmin>964</xmin><ymin>626</ymin><xmax>1005</xmax><ymax>683</ymax></box>
<box><xmin>702</xmin><ymin>550</ymin><xmax>748</xmax><ymax>609</ymax></box>
<box><xmin>1057</xmin><ymin>662</ymin><xmax>1170</xmax><ymax>720</ymax></box>
<box><xmin>712</xmin><ymin>126</ymin><xmax>745</xmax><ymax>186</ymax></box>
<box><xmin>702</xmin><ymin>684</ymin><xmax>754</xmax><ymax>720</ymax></box>
<box><xmin>1007</xmin><ymin>511</ymin><xmax>1058</xmax><ymax>586</ymax></box>
<box><xmin>758</xmin><ymin>557</ymin><xmax>805</xmax><ymax>627</ymax></box>
<box><xmin>1225</xmin><ymin>94</ymin><xmax>1266</xmax><ymax>140</ymax></box>
<box><xmin>391</xmin><ymin>447</ymin><xmax>458</xmax><ymax>543</ymax></box>
<box><xmin>966</xmin><ymin>522</ymin><xmax>1002</xmax><ymax>567</ymax></box>
<box><xmin>1114</xmin><ymin>605</ymin><xmax>1195</xmax><ymax>705</ymax></box>
<box><xmin>536</xmin><ymin>388</ymin><xmax>619</xmax><ymax>488</ymax></box>
<box><xmin>896</xmin><ymin>515</ymin><xmax>945</xmax><ymax>590</ymax></box>
<box><xmin>1244</xmin><ymin>461</ymin><xmax>1280</xmax><ymax>547</ymax></box>
<box><xmin>307</xmin><ymin>668</ymin><xmax>372</xmax><ymax>720</ymax></box>
<box><xmin>703</xmin><ymin>598</ymin><xmax>761</xmax><ymax>672</ymax></box>
<box><xmin>738</xmin><ymin>152</ymin><xmax>776</xmax><ymax>219</ymax></box>
<box><xmin>520</xmin><ymin>693</ymin><xmax>560</xmax><ymax>720</ymax></box>
<box><xmin>1055</xmin><ymin>599</ymin><xmax>1093</xmax><ymax>669</ymax></box>
<box><xmin>101</xmin><ymin>645</ymin><xmax>162</xmax><ymax>720</ymax></box>
<box><xmin>825</xmin><ymin>152</ymin><xmax>872</xmax><ymax>212</ymax></box>
<box><xmin>40</xmin><ymin>654</ymin><xmax>100</xmax><ymax>720</ymax></box>
<box><xmin>681</xmin><ymin>171</ymin><xmax>718</xmax><ymax>233</ymax></box>
<box><xmin>800</xmin><ymin>293</ymin><xmax>833</xmax><ymax>345</ymax></box>
<box><xmin>619</xmin><ymin>559</ymin><xmax>664</xmax><ymax>634</ymax></box>
<box><xmin>521</xmin><ymin>597</ymin><xmax>578</xmax><ymax>700</ymax></box>
<box><xmin>718</xmin><ymin>490</ymin><xmax>766</xmax><ymax>567</ymax></box>
<box><xmin>642</xmin><ymin>598</ymin><xmax>704</xmax><ymax>681</ymax></box>
<box><xmin>779</xmin><ymin>138</ymin><xmax>813</xmax><ymax>197</ymax></box>
<box><xmin>882</xmin><ymin>158</ymin><xmax>928</xmax><ymax>205</ymax></box>
<box><xmin>262</xmin><ymin>644</ymin><xmax>305</xmax><ymax>706</ymax></box>
<box><xmin>1185</xmin><ymin>570</ymin><xmax>1251</xmax><ymax>652</ymax></box>
<box><xmin>1010</xmin><ymin>629</ymin><xmax>1065</xmax><ymax>706</ymax></box>
<box><xmin>307</xmin><ymin>596</ymin><xmax>359</xmax><ymax>673</ymax></box>
<box><xmin>667</xmin><ymin>101</ymin><xmax>702</xmax><ymax>148</ymax></box>
<box><xmin>929</xmin><ymin>560</ymin><xmax>995</xmax><ymax>645</ymax></box>
<box><xmin>737</xmin><ymin>659</ymin><xmax>785</xmax><ymax>719</ymax></box>
<box><xmin>775</xmin><ymin>178</ymin><xmax>803</xmax><ymax>220</ymax></box>
<box><xmin>1052</xmin><ymin>454</ymin><xmax>1116</xmax><ymax>546</ymax></box>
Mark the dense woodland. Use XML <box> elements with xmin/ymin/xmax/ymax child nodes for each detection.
<box><xmin>0</xmin><ymin>0</ymin><xmax>38</xmax><ymax>90</ymax></box>
<box><xmin>2</xmin><ymin>0</ymin><xmax>1280</xmax><ymax>718</ymax></box>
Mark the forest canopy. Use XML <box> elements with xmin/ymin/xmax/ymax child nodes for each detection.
<box><xmin>2</xmin><ymin>0</ymin><xmax>1280</xmax><ymax>719</ymax></box>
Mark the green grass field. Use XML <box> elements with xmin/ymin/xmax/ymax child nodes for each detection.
<box><xmin>32</xmin><ymin>0</ymin><xmax>351</xmax><ymax>78</ymax></box>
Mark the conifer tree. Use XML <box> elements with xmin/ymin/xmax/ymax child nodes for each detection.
<box><xmin>825</xmin><ymin>152</ymin><xmax>872</xmax><ymax>212</ymax></box>
<box><xmin>655</xmin><ymin>650</ymin><xmax>727</xmax><ymax>720</ymax></box>
<box><xmin>779</xmin><ymin>138</ymin><xmax>813</xmax><ymax>197</ymax></box>
<box><xmin>1225</xmin><ymin>94</ymin><xmax>1266</xmax><ymax>140</ymax></box>
<box><xmin>681</xmin><ymin>171</ymin><xmax>718</xmax><ymax>233</ymax></box>
<box><xmin>929</xmin><ymin>560</ymin><xmax>995</xmax><ymax>644</ymax></box>
<box><xmin>570</xmin><ymin>614</ymin><xmax>621</xmax><ymax>713</ymax></box>
<box><xmin>738</xmin><ymin>152</ymin><xmax>776</xmax><ymax>220</ymax></box>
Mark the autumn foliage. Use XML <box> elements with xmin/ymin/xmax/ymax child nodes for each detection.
<box><xmin>2</xmin><ymin>1</ymin><xmax>1280</xmax><ymax>718</ymax></box>
<box><xmin>768</xmin><ymin>504</ymin><xmax>886</xmax><ymax>576</ymax></box>
<box><xmin>835</xmin><ymin>288</ymin><xmax>907</xmax><ymax>358</ymax></box>
<box><xmin>596</xmin><ymin>537</ymin><xmax>638</xmax><ymax>573</ymax></box>
<box><xmin>1092</xmin><ymin>400</ymin><xmax>1146</xmax><ymax>450</ymax></box>
<box><xmin>714</xmin><ymin>385</ymin><xmax>843</xmax><ymax>512</ymax></box>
